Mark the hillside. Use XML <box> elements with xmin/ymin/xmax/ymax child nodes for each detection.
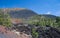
<box><xmin>1</xmin><ymin>8</ymin><xmax>37</xmax><ymax>19</ymax></box>
<box><xmin>0</xmin><ymin>8</ymin><xmax>57</xmax><ymax>19</ymax></box>
<box><xmin>39</xmin><ymin>14</ymin><xmax>57</xmax><ymax>19</ymax></box>
<box><xmin>0</xmin><ymin>8</ymin><xmax>60</xmax><ymax>38</ymax></box>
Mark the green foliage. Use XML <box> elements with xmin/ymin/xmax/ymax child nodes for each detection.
<box><xmin>3</xmin><ymin>14</ymin><xmax>12</xmax><ymax>27</ymax></box>
<box><xmin>55</xmin><ymin>17</ymin><xmax>60</xmax><ymax>29</ymax></box>
<box><xmin>28</xmin><ymin>15</ymin><xmax>60</xmax><ymax>38</ymax></box>
<box><xmin>31</xmin><ymin>28</ymin><xmax>38</xmax><ymax>38</ymax></box>
<box><xmin>28</xmin><ymin>15</ymin><xmax>60</xmax><ymax>28</ymax></box>
<box><xmin>0</xmin><ymin>11</ymin><xmax>12</xmax><ymax>27</ymax></box>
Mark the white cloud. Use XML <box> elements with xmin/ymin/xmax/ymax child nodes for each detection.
<box><xmin>46</xmin><ymin>12</ymin><xmax>51</xmax><ymax>14</ymax></box>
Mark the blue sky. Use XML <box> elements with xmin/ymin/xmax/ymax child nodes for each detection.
<box><xmin>0</xmin><ymin>0</ymin><xmax>60</xmax><ymax>16</ymax></box>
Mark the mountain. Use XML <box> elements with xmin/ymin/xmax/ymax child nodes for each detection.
<box><xmin>39</xmin><ymin>14</ymin><xmax>57</xmax><ymax>19</ymax></box>
<box><xmin>0</xmin><ymin>8</ymin><xmax>57</xmax><ymax>19</ymax></box>
<box><xmin>2</xmin><ymin>8</ymin><xmax>37</xmax><ymax>19</ymax></box>
<box><xmin>28</xmin><ymin>14</ymin><xmax>57</xmax><ymax>21</ymax></box>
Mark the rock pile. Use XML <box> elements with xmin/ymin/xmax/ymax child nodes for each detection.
<box><xmin>0</xmin><ymin>25</ymin><xmax>32</xmax><ymax>38</ymax></box>
<box><xmin>12</xmin><ymin>24</ymin><xmax>60</xmax><ymax>38</ymax></box>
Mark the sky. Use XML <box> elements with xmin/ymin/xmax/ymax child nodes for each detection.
<box><xmin>0</xmin><ymin>0</ymin><xmax>60</xmax><ymax>16</ymax></box>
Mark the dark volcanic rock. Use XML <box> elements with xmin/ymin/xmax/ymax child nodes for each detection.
<box><xmin>37</xmin><ymin>26</ymin><xmax>60</xmax><ymax>38</ymax></box>
<box><xmin>12</xmin><ymin>24</ymin><xmax>60</xmax><ymax>38</ymax></box>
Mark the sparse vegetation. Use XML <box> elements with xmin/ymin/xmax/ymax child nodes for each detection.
<box><xmin>28</xmin><ymin>15</ymin><xmax>60</xmax><ymax>28</ymax></box>
<box><xmin>0</xmin><ymin>9</ymin><xmax>60</xmax><ymax>38</ymax></box>
<box><xmin>0</xmin><ymin>10</ymin><xmax>12</xmax><ymax>27</ymax></box>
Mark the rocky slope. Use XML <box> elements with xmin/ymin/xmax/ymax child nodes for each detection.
<box><xmin>0</xmin><ymin>24</ymin><xmax>60</xmax><ymax>38</ymax></box>
<box><xmin>0</xmin><ymin>25</ymin><xmax>32</xmax><ymax>38</ymax></box>
<box><xmin>12</xmin><ymin>24</ymin><xmax>60</xmax><ymax>38</ymax></box>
